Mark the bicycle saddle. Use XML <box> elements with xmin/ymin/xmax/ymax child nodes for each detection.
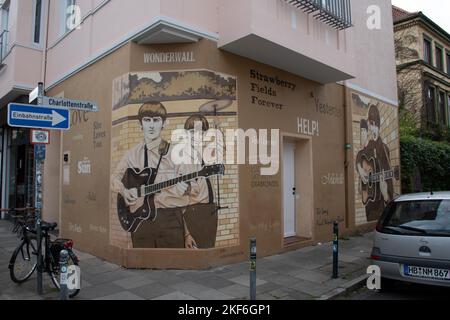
<box><xmin>41</xmin><ymin>221</ymin><xmax>57</xmax><ymax>231</ymax></box>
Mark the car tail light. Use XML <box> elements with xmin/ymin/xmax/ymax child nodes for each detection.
<box><xmin>64</xmin><ymin>240</ymin><xmax>74</xmax><ymax>249</ymax></box>
<box><xmin>371</xmin><ymin>247</ymin><xmax>381</xmax><ymax>260</ymax></box>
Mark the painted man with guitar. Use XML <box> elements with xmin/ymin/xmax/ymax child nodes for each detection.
<box><xmin>111</xmin><ymin>102</ymin><xmax>223</xmax><ymax>248</ymax></box>
<box><xmin>356</xmin><ymin>105</ymin><xmax>398</xmax><ymax>222</ymax></box>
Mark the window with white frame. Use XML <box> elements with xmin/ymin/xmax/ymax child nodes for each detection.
<box><xmin>33</xmin><ymin>0</ymin><xmax>43</xmax><ymax>44</ymax></box>
<box><xmin>1</xmin><ymin>4</ymin><xmax>9</xmax><ymax>60</ymax></box>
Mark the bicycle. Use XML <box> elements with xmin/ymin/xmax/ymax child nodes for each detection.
<box><xmin>8</xmin><ymin>214</ymin><xmax>80</xmax><ymax>298</ymax></box>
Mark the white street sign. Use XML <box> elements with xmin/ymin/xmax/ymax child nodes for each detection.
<box><xmin>29</xmin><ymin>86</ymin><xmax>39</xmax><ymax>103</ymax></box>
<box><xmin>43</xmin><ymin>97</ymin><xmax>99</xmax><ymax>112</ymax></box>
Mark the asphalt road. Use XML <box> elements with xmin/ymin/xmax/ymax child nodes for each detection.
<box><xmin>342</xmin><ymin>281</ymin><xmax>450</xmax><ymax>300</ymax></box>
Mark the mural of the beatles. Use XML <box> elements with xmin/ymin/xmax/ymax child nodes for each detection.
<box><xmin>111</xmin><ymin>102</ymin><xmax>218</xmax><ymax>249</ymax></box>
<box><xmin>356</xmin><ymin>105</ymin><xmax>394</xmax><ymax>222</ymax></box>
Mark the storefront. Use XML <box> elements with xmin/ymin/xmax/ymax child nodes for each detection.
<box><xmin>0</xmin><ymin>97</ymin><xmax>36</xmax><ymax>219</ymax></box>
<box><xmin>42</xmin><ymin>39</ymin><xmax>401</xmax><ymax>269</ymax></box>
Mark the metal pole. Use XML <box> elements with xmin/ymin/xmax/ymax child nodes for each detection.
<box><xmin>35</xmin><ymin>82</ymin><xmax>45</xmax><ymax>295</ymax></box>
<box><xmin>333</xmin><ymin>221</ymin><xmax>339</xmax><ymax>279</ymax></box>
<box><xmin>250</xmin><ymin>238</ymin><xmax>256</xmax><ymax>300</ymax></box>
<box><xmin>59</xmin><ymin>250</ymin><xmax>69</xmax><ymax>300</ymax></box>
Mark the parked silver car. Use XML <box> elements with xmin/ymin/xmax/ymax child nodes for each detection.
<box><xmin>372</xmin><ymin>192</ymin><xmax>450</xmax><ymax>289</ymax></box>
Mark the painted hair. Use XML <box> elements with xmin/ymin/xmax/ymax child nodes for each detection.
<box><xmin>138</xmin><ymin>102</ymin><xmax>167</xmax><ymax>123</ymax></box>
<box><xmin>368</xmin><ymin>105</ymin><xmax>381</xmax><ymax>128</ymax></box>
<box><xmin>184</xmin><ymin>114</ymin><xmax>210</xmax><ymax>132</ymax></box>
<box><xmin>360</xmin><ymin>119</ymin><xmax>368</xmax><ymax>130</ymax></box>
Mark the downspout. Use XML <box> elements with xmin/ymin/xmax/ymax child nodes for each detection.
<box><xmin>343</xmin><ymin>82</ymin><xmax>350</xmax><ymax>230</ymax></box>
<box><xmin>40</xmin><ymin>0</ymin><xmax>50</xmax><ymax>86</ymax></box>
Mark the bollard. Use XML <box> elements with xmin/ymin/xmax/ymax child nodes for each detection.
<box><xmin>59</xmin><ymin>250</ymin><xmax>69</xmax><ymax>300</ymax></box>
<box><xmin>250</xmin><ymin>238</ymin><xmax>256</xmax><ymax>300</ymax></box>
<box><xmin>333</xmin><ymin>221</ymin><xmax>339</xmax><ymax>279</ymax></box>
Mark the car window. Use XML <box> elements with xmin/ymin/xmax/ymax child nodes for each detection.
<box><xmin>383</xmin><ymin>200</ymin><xmax>450</xmax><ymax>234</ymax></box>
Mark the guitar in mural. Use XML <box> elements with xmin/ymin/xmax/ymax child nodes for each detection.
<box><xmin>117</xmin><ymin>164</ymin><xmax>225</xmax><ymax>233</ymax></box>
<box><xmin>361</xmin><ymin>155</ymin><xmax>400</xmax><ymax>205</ymax></box>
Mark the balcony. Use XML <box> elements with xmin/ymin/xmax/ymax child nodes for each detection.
<box><xmin>285</xmin><ymin>0</ymin><xmax>352</xmax><ymax>30</ymax></box>
<box><xmin>218</xmin><ymin>0</ymin><xmax>355</xmax><ymax>84</ymax></box>
<box><xmin>0</xmin><ymin>30</ymin><xmax>8</xmax><ymax>69</ymax></box>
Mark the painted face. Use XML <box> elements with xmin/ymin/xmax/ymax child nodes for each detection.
<box><xmin>361</xmin><ymin>128</ymin><xmax>368</xmax><ymax>147</ymax></box>
<box><xmin>141</xmin><ymin>116</ymin><xmax>164</xmax><ymax>141</ymax></box>
<box><xmin>369</xmin><ymin>121</ymin><xmax>379</xmax><ymax>141</ymax></box>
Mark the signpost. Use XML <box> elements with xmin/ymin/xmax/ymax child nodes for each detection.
<box><xmin>14</xmin><ymin>83</ymin><xmax>98</xmax><ymax>296</ymax></box>
<box><xmin>35</xmin><ymin>82</ymin><xmax>45</xmax><ymax>295</ymax></box>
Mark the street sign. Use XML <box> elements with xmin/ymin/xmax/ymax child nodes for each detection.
<box><xmin>7</xmin><ymin>103</ymin><xmax>70</xmax><ymax>130</ymax></box>
<box><xmin>30</xmin><ymin>129</ymin><xmax>50</xmax><ymax>145</ymax></box>
<box><xmin>29</xmin><ymin>86</ymin><xmax>39</xmax><ymax>103</ymax></box>
<box><xmin>43</xmin><ymin>96</ymin><xmax>99</xmax><ymax>112</ymax></box>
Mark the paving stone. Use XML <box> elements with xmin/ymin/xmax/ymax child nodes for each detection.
<box><xmin>129</xmin><ymin>282</ymin><xmax>175</xmax><ymax>300</ymax></box>
<box><xmin>258</xmin><ymin>274</ymin><xmax>300</xmax><ymax>288</ymax></box>
<box><xmin>255</xmin><ymin>293</ymin><xmax>278</xmax><ymax>300</ymax></box>
<box><xmin>152</xmin><ymin>291</ymin><xmax>197</xmax><ymax>300</ymax></box>
<box><xmin>255</xmin><ymin>282</ymin><xmax>281</xmax><ymax>295</ymax></box>
<box><xmin>76</xmin><ymin>282</ymin><xmax>125</xmax><ymax>300</ymax></box>
<box><xmin>290</xmin><ymin>279</ymin><xmax>340</xmax><ymax>298</ymax></box>
<box><xmin>190</xmin><ymin>275</ymin><xmax>235</xmax><ymax>290</ymax></box>
<box><xmin>190</xmin><ymin>289</ymin><xmax>234</xmax><ymax>300</ymax></box>
<box><xmin>169</xmin><ymin>281</ymin><xmax>212</xmax><ymax>295</ymax></box>
<box><xmin>82</xmin><ymin>269</ymin><xmax>135</xmax><ymax>285</ymax></box>
<box><xmin>113</xmin><ymin>276</ymin><xmax>155</xmax><ymax>290</ymax></box>
<box><xmin>94</xmin><ymin>291</ymin><xmax>145</xmax><ymax>300</ymax></box>
<box><xmin>338</xmin><ymin>254</ymin><xmax>363</xmax><ymax>263</ymax></box>
<box><xmin>218</xmin><ymin>284</ymin><xmax>249</xmax><ymax>299</ymax></box>
<box><xmin>229</xmin><ymin>275</ymin><xmax>267</xmax><ymax>287</ymax></box>
<box><xmin>287</xmin><ymin>269</ymin><xmax>332</xmax><ymax>284</ymax></box>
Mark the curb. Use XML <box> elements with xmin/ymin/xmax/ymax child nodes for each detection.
<box><xmin>318</xmin><ymin>274</ymin><xmax>369</xmax><ymax>300</ymax></box>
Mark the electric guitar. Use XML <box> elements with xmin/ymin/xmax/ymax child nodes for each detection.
<box><xmin>360</xmin><ymin>155</ymin><xmax>400</xmax><ymax>205</ymax></box>
<box><xmin>117</xmin><ymin>164</ymin><xmax>225</xmax><ymax>233</ymax></box>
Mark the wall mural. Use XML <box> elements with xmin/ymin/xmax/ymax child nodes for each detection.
<box><xmin>352</xmin><ymin>93</ymin><xmax>401</xmax><ymax>225</ymax></box>
<box><xmin>110</xmin><ymin>70</ymin><xmax>239</xmax><ymax>249</ymax></box>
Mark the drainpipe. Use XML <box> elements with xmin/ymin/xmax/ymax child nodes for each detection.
<box><xmin>40</xmin><ymin>0</ymin><xmax>50</xmax><ymax>85</ymax></box>
<box><xmin>343</xmin><ymin>82</ymin><xmax>350</xmax><ymax>230</ymax></box>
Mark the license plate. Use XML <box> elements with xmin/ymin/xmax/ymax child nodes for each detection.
<box><xmin>403</xmin><ymin>265</ymin><xmax>450</xmax><ymax>281</ymax></box>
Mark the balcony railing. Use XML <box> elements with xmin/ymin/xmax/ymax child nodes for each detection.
<box><xmin>285</xmin><ymin>0</ymin><xmax>352</xmax><ymax>30</ymax></box>
<box><xmin>0</xmin><ymin>29</ymin><xmax>8</xmax><ymax>65</ymax></box>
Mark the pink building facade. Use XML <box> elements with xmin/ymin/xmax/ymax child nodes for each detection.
<box><xmin>0</xmin><ymin>0</ymin><xmax>400</xmax><ymax>269</ymax></box>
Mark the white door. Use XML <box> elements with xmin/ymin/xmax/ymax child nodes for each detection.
<box><xmin>283</xmin><ymin>142</ymin><xmax>296</xmax><ymax>237</ymax></box>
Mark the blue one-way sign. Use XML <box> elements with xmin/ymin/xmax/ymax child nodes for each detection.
<box><xmin>7</xmin><ymin>103</ymin><xmax>70</xmax><ymax>130</ymax></box>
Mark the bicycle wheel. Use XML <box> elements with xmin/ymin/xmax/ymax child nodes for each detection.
<box><xmin>49</xmin><ymin>251</ymin><xmax>80</xmax><ymax>298</ymax></box>
<box><xmin>9</xmin><ymin>238</ymin><xmax>38</xmax><ymax>283</ymax></box>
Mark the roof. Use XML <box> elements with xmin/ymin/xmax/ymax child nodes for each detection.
<box><xmin>395</xmin><ymin>192</ymin><xmax>450</xmax><ymax>202</ymax></box>
<box><xmin>393</xmin><ymin>5</ymin><xmax>450</xmax><ymax>44</ymax></box>
<box><xmin>392</xmin><ymin>5</ymin><xmax>418</xmax><ymax>23</ymax></box>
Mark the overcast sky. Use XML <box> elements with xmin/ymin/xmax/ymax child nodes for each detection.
<box><xmin>391</xmin><ymin>0</ymin><xmax>450</xmax><ymax>34</ymax></box>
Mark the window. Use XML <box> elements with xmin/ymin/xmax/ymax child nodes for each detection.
<box><xmin>447</xmin><ymin>52</ymin><xmax>450</xmax><ymax>75</ymax></box>
<box><xmin>426</xmin><ymin>86</ymin><xmax>436</xmax><ymax>124</ymax></box>
<box><xmin>379</xmin><ymin>200</ymin><xmax>450</xmax><ymax>235</ymax></box>
<box><xmin>61</xmin><ymin>0</ymin><xmax>77</xmax><ymax>35</ymax></box>
<box><xmin>424</xmin><ymin>38</ymin><xmax>432</xmax><ymax>64</ymax></box>
<box><xmin>435</xmin><ymin>45</ymin><xmax>444</xmax><ymax>71</ymax></box>
<box><xmin>448</xmin><ymin>94</ymin><xmax>450</xmax><ymax>126</ymax></box>
<box><xmin>33</xmin><ymin>0</ymin><xmax>43</xmax><ymax>44</ymax></box>
<box><xmin>439</xmin><ymin>91</ymin><xmax>446</xmax><ymax>126</ymax></box>
<box><xmin>1</xmin><ymin>5</ymin><xmax>9</xmax><ymax>60</ymax></box>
